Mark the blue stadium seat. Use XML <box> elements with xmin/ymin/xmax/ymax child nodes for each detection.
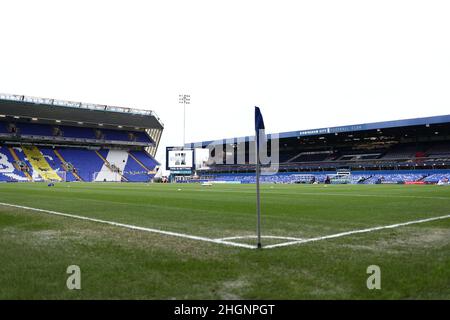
<box><xmin>0</xmin><ymin>146</ymin><xmax>30</xmax><ymax>182</ymax></box>
<box><xmin>123</xmin><ymin>156</ymin><xmax>152</xmax><ymax>182</ymax></box>
<box><xmin>102</xmin><ymin>129</ymin><xmax>130</xmax><ymax>142</ymax></box>
<box><xmin>0</xmin><ymin>123</ymin><xmax>9</xmax><ymax>134</ymax></box>
<box><xmin>199</xmin><ymin>170</ymin><xmax>450</xmax><ymax>185</ymax></box>
<box><xmin>129</xmin><ymin>151</ymin><xmax>158</xmax><ymax>170</ymax></box>
<box><xmin>134</xmin><ymin>132</ymin><xmax>153</xmax><ymax>144</ymax></box>
<box><xmin>60</xmin><ymin>126</ymin><xmax>96</xmax><ymax>139</ymax></box>
<box><xmin>39</xmin><ymin>147</ymin><xmax>78</xmax><ymax>182</ymax></box>
<box><xmin>58</xmin><ymin>148</ymin><xmax>104</xmax><ymax>182</ymax></box>
<box><xmin>18</xmin><ymin>123</ymin><xmax>54</xmax><ymax>136</ymax></box>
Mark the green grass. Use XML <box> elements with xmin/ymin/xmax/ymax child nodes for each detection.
<box><xmin>0</xmin><ymin>182</ymin><xmax>449</xmax><ymax>299</ymax></box>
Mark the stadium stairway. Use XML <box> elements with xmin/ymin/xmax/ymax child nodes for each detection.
<box><xmin>128</xmin><ymin>152</ymin><xmax>151</xmax><ymax>172</ymax></box>
<box><xmin>8</xmin><ymin>147</ymin><xmax>32</xmax><ymax>181</ymax></box>
<box><xmin>94</xmin><ymin>150</ymin><xmax>128</xmax><ymax>182</ymax></box>
<box><xmin>53</xmin><ymin>149</ymin><xmax>83</xmax><ymax>181</ymax></box>
<box><xmin>286</xmin><ymin>152</ymin><xmax>304</xmax><ymax>163</ymax></box>
<box><xmin>123</xmin><ymin>152</ymin><xmax>153</xmax><ymax>182</ymax></box>
<box><xmin>39</xmin><ymin>147</ymin><xmax>77</xmax><ymax>182</ymax></box>
<box><xmin>129</xmin><ymin>150</ymin><xmax>158</xmax><ymax>171</ymax></box>
<box><xmin>21</xmin><ymin>146</ymin><xmax>62</xmax><ymax>181</ymax></box>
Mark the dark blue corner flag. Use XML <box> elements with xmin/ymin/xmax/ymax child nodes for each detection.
<box><xmin>255</xmin><ymin>106</ymin><xmax>265</xmax><ymax>150</ymax></box>
<box><xmin>255</xmin><ymin>106</ymin><xmax>265</xmax><ymax>132</ymax></box>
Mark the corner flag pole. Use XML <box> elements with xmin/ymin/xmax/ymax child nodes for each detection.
<box><xmin>256</xmin><ymin>142</ymin><xmax>262</xmax><ymax>249</ymax></box>
<box><xmin>255</xmin><ymin>106</ymin><xmax>265</xmax><ymax>249</ymax></box>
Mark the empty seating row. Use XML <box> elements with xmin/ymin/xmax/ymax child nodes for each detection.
<box><xmin>0</xmin><ymin>121</ymin><xmax>153</xmax><ymax>144</ymax></box>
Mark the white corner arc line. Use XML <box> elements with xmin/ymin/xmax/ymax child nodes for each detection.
<box><xmin>264</xmin><ymin>214</ymin><xmax>450</xmax><ymax>249</ymax></box>
<box><xmin>216</xmin><ymin>235</ymin><xmax>304</xmax><ymax>241</ymax></box>
<box><xmin>0</xmin><ymin>202</ymin><xmax>255</xmax><ymax>249</ymax></box>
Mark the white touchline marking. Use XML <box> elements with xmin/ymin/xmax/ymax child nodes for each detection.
<box><xmin>203</xmin><ymin>189</ymin><xmax>450</xmax><ymax>201</ymax></box>
<box><xmin>0</xmin><ymin>202</ymin><xmax>255</xmax><ymax>250</ymax></box>
<box><xmin>264</xmin><ymin>214</ymin><xmax>450</xmax><ymax>249</ymax></box>
<box><xmin>292</xmin><ymin>192</ymin><xmax>450</xmax><ymax>201</ymax></box>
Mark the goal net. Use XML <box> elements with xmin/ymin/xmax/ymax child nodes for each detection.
<box><xmin>30</xmin><ymin>170</ymin><xmax>67</xmax><ymax>182</ymax></box>
<box><xmin>55</xmin><ymin>170</ymin><xmax>67</xmax><ymax>182</ymax></box>
<box><xmin>327</xmin><ymin>171</ymin><xmax>352</xmax><ymax>184</ymax></box>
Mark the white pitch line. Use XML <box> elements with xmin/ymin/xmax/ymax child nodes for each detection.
<box><xmin>264</xmin><ymin>214</ymin><xmax>450</xmax><ymax>249</ymax></box>
<box><xmin>2</xmin><ymin>202</ymin><xmax>449</xmax><ymax>250</ymax></box>
<box><xmin>197</xmin><ymin>188</ymin><xmax>450</xmax><ymax>201</ymax></box>
<box><xmin>217</xmin><ymin>235</ymin><xmax>303</xmax><ymax>241</ymax></box>
<box><xmin>0</xmin><ymin>202</ymin><xmax>255</xmax><ymax>249</ymax></box>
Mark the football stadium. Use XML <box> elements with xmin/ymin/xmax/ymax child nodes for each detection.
<box><xmin>0</xmin><ymin>93</ymin><xmax>449</xmax><ymax>300</ymax></box>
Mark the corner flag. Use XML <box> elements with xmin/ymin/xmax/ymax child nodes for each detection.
<box><xmin>255</xmin><ymin>106</ymin><xmax>265</xmax><ymax>135</ymax></box>
<box><xmin>255</xmin><ymin>106</ymin><xmax>265</xmax><ymax>249</ymax></box>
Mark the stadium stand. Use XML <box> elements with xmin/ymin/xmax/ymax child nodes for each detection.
<box><xmin>0</xmin><ymin>123</ymin><xmax>8</xmax><ymax>134</ymax></box>
<box><xmin>427</xmin><ymin>143</ymin><xmax>450</xmax><ymax>157</ymax></box>
<box><xmin>0</xmin><ymin>93</ymin><xmax>163</xmax><ymax>182</ymax></box>
<box><xmin>11</xmin><ymin>147</ymin><xmax>37</xmax><ymax>179</ymax></box>
<box><xmin>58</xmin><ymin>148</ymin><xmax>104</xmax><ymax>182</ymax></box>
<box><xmin>102</xmin><ymin>129</ymin><xmax>131</xmax><ymax>142</ymax></box>
<box><xmin>129</xmin><ymin>150</ymin><xmax>159</xmax><ymax>170</ymax></box>
<box><xmin>21</xmin><ymin>145</ymin><xmax>62</xmax><ymax>181</ymax></box>
<box><xmin>59</xmin><ymin>125</ymin><xmax>96</xmax><ymax>139</ymax></box>
<box><xmin>287</xmin><ymin>152</ymin><xmax>332</xmax><ymax>163</ymax></box>
<box><xmin>39</xmin><ymin>147</ymin><xmax>78</xmax><ymax>182</ymax></box>
<box><xmin>18</xmin><ymin>122</ymin><xmax>54</xmax><ymax>136</ymax></box>
<box><xmin>200</xmin><ymin>170</ymin><xmax>449</xmax><ymax>185</ymax></box>
<box><xmin>381</xmin><ymin>144</ymin><xmax>423</xmax><ymax>160</ymax></box>
<box><xmin>187</xmin><ymin>114</ymin><xmax>450</xmax><ymax>185</ymax></box>
<box><xmin>424</xmin><ymin>173</ymin><xmax>450</xmax><ymax>183</ymax></box>
<box><xmin>0</xmin><ymin>145</ymin><xmax>30</xmax><ymax>182</ymax></box>
<box><xmin>0</xmin><ymin>121</ymin><xmax>157</xmax><ymax>145</ymax></box>
<box><xmin>134</xmin><ymin>132</ymin><xmax>153</xmax><ymax>144</ymax></box>
<box><xmin>123</xmin><ymin>152</ymin><xmax>154</xmax><ymax>182</ymax></box>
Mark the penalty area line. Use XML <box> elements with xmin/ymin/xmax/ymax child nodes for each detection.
<box><xmin>0</xmin><ymin>202</ymin><xmax>255</xmax><ymax>250</ymax></box>
<box><xmin>264</xmin><ymin>214</ymin><xmax>450</xmax><ymax>249</ymax></box>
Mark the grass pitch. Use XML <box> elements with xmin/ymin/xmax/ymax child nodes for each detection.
<box><xmin>0</xmin><ymin>182</ymin><xmax>449</xmax><ymax>299</ymax></box>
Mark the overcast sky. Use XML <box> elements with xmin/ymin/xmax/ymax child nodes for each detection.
<box><xmin>1</xmin><ymin>0</ymin><xmax>449</xmax><ymax>166</ymax></box>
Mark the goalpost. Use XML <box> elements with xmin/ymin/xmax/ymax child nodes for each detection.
<box><xmin>55</xmin><ymin>170</ymin><xmax>67</xmax><ymax>182</ymax></box>
<box><xmin>30</xmin><ymin>170</ymin><xmax>67</xmax><ymax>182</ymax></box>
<box><xmin>327</xmin><ymin>170</ymin><xmax>352</xmax><ymax>184</ymax></box>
